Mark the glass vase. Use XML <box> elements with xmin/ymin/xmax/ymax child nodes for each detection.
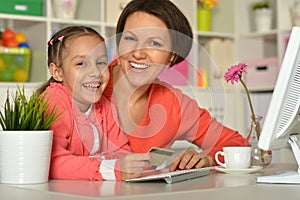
<box><xmin>248</xmin><ymin>115</ymin><xmax>272</xmax><ymax>167</ymax></box>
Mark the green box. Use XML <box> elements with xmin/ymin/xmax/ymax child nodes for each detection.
<box><xmin>0</xmin><ymin>0</ymin><xmax>43</xmax><ymax>16</ymax></box>
<box><xmin>0</xmin><ymin>48</ymin><xmax>31</xmax><ymax>82</ymax></box>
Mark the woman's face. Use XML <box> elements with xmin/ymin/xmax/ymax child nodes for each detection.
<box><xmin>118</xmin><ymin>11</ymin><xmax>173</xmax><ymax>87</ymax></box>
<box><xmin>58</xmin><ymin>35</ymin><xmax>109</xmax><ymax>111</ymax></box>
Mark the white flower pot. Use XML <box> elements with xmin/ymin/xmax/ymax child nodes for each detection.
<box><xmin>0</xmin><ymin>130</ymin><xmax>53</xmax><ymax>184</ymax></box>
<box><xmin>52</xmin><ymin>0</ymin><xmax>78</xmax><ymax>19</ymax></box>
<box><xmin>254</xmin><ymin>9</ymin><xmax>272</xmax><ymax>32</ymax></box>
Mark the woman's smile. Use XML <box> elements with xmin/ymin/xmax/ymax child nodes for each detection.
<box><xmin>130</xmin><ymin>62</ymin><xmax>151</xmax><ymax>72</ymax></box>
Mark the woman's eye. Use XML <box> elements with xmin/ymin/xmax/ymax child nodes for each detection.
<box><xmin>149</xmin><ymin>40</ymin><xmax>162</xmax><ymax>47</ymax></box>
<box><xmin>124</xmin><ymin>36</ymin><xmax>136</xmax><ymax>41</ymax></box>
<box><xmin>96</xmin><ymin>61</ymin><xmax>107</xmax><ymax>65</ymax></box>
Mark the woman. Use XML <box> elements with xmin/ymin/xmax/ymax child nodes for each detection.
<box><xmin>103</xmin><ymin>0</ymin><xmax>249</xmax><ymax>172</ymax></box>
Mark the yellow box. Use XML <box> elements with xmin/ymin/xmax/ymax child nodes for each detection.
<box><xmin>0</xmin><ymin>48</ymin><xmax>31</xmax><ymax>82</ymax></box>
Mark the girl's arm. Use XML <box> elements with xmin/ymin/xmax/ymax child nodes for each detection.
<box><xmin>43</xmin><ymin>85</ymin><xmax>121</xmax><ymax>180</ymax></box>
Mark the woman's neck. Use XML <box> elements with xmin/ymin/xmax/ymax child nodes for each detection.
<box><xmin>112</xmin><ymin>65</ymin><xmax>150</xmax><ymax>133</ymax></box>
<box><xmin>113</xmin><ymin>65</ymin><xmax>150</xmax><ymax>104</ymax></box>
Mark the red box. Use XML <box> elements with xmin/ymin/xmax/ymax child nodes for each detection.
<box><xmin>244</xmin><ymin>57</ymin><xmax>278</xmax><ymax>91</ymax></box>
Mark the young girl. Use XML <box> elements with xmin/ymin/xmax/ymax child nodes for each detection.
<box><xmin>37</xmin><ymin>26</ymin><xmax>146</xmax><ymax>181</ymax></box>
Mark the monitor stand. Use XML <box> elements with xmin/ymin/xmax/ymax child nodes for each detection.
<box><xmin>256</xmin><ymin>135</ymin><xmax>300</xmax><ymax>184</ymax></box>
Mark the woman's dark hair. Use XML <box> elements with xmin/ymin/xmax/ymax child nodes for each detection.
<box><xmin>116</xmin><ymin>0</ymin><xmax>193</xmax><ymax>67</ymax></box>
<box><xmin>37</xmin><ymin>26</ymin><xmax>104</xmax><ymax>95</ymax></box>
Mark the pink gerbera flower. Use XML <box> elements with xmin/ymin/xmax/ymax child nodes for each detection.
<box><xmin>224</xmin><ymin>63</ymin><xmax>247</xmax><ymax>84</ymax></box>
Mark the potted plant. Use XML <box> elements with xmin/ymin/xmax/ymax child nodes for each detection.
<box><xmin>252</xmin><ymin>1</ymin><xmax>272</xmax><ymax>32</ymax></box>
<box><xmin>252</xmin><ymin>1</ymin><xmax>269</xmax><ymax>10</ymax></box>
<box><xmin>0</xmin><ymin>86</ymin><xmax>59</xmax><ymax>184</ymax></box>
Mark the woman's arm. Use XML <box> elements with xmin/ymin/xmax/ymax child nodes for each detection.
<box><xmin>171</xmin><ymin>87</ymin><xmax>249</xmax><ymax>166</ymax></box>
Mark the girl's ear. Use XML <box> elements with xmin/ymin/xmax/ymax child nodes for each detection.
<box><xmin>49</xmin><ymin>63</ymin><xmax>63</xmax><ymax>82</ymax></box>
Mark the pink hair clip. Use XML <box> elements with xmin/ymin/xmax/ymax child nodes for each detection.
<box><xmin>49</xmin><ymin>39</ymin><xmax>54</xmax><ymax>46</ymax></box>
<box><xmin>58</xmin><ymin>36</ymin><xmax>64</xmax><ymax>42</ymax></box>
<box><xmin>48</xmin><ymin>36</ymin><xmax>64</xmax><ymax>46</ymax></box>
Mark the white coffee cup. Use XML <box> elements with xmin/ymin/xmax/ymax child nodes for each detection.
<box><xmin>215</xmin><ymin>146</ymin><xmax>251</xmax><ymax>169</ymax></box>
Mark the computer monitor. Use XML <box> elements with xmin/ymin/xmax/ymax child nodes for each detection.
<box><xmin>257</xmin><ymin>26</ymin><xmax>300</xmax><ymax>184</ymax></box>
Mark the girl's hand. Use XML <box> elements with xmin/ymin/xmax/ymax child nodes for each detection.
<box><xmin>169</xmin><ymin>150</ymin><xmax>215</xmax><ymax>172</ymax></box>
<box><xmin>120</xmin><ymin>153</ymin><xmax>152</xmax><ymax>180</ymax></box>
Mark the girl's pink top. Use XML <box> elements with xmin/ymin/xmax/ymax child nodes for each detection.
<box><xmin>44</xmin><ymin>83</ymin><xmax>131</xmax><ymax>181</ymax></box>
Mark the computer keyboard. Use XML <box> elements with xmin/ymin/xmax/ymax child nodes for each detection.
<box><xmin>125</xmin><ymin>166</ymin><xmax>215</xmax><ymax>184</ymax></box>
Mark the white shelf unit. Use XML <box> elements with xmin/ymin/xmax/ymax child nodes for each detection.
<box><xmin>175</xmin><ymin>0</ymin><xmax>297</xmax><ymax>135</ymax></box>
<box><xmin>0</xmin><ymin>0</ymin><xmax>297</xmax><ymax>135</ymax></box>
<box><xmin>234</xmin><ymin>0</ymin><xmax>296</xmax><ymax>134</ymax></box>
<box><xmin>0</xmin><ymin>0</ymin><xmax>295</xmax><ymax>83</ymax></box>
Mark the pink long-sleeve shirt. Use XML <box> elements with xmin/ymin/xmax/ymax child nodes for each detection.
<box><xmin>44</xmin><ymin>83</ymin><xmax>131</xmax><ymax>181</ymax></box>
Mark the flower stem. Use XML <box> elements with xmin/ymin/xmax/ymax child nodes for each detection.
<box><xmin>240</xmin><ymin>79</ymin><xmax>265</xmax><ymax>164</ymax></box>
<box><xmin>240</xmin><ymin>79</ymin><xmax>260</xmax><ymax>140</ymax></box>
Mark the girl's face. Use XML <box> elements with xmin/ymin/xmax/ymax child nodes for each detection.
<box><xmin>118</xmin><ymin>11</ymin><xmax>173</xmax><ymax>87</ymax></box>
<box><xmin>56</xmin><ymin>35</ymin><xmax>108</xmax><ymax>112</ymax></box>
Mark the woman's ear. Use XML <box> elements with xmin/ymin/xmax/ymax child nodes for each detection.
<box><xmin>169</xmin><ymin>52</ymin><xmax>176</xmax><ymax>65</ymax></box>
<box><xmin>49</xmin><ymin>63</ymin><xmax>63</xmax><ymax>82</ymax></box>
<box><xmin>170</xmin><ymin>52</ymin><xmax>176</xmax><ymax>62</ymax></box>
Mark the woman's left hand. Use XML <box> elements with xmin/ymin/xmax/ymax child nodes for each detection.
<box><xmin>169</xmin><ymin>150</ymin><xmax>215</xmax><ymax>171</ymax></box>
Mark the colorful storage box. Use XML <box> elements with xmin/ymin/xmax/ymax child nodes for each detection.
<box><xmin>158</xmin><ymin>59</ymin><xmax>189</xmax><ymax>86</ymax></box>
<box><xmin>0</xmin><ymin>48</ymin><xmax>31</xmax><ymax>82</ymax></box>
<box><xmin>0</xmin><ymin>0</ymin><xmax>43</xmax><ymax>16</ymax></box>
<box><xmin>244</xmin><ymin>57</ymin><xmax>278</xmax><ymax>91</ymax></box>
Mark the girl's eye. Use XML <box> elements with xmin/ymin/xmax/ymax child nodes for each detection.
<box><xmin>77</xmin><ymin>61</ymin><xmax>87</xmax><ymax>67</ymax></box>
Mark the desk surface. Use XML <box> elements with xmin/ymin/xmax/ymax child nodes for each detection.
<box><xmin>1</xmin><ymin>164</ymin><xmax>300</xmax><ymax>200</ymax></box>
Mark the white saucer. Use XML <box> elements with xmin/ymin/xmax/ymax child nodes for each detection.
<box><xmin>215</xmin><ymin>166</ymin><xmax>263</xmax><ymax>174</ymax></box>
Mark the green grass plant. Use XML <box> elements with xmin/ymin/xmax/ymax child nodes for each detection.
<box><xmin>0</xmin><ymin>86</ymin><xmax>59</xmax><ymax>130</ymax></box>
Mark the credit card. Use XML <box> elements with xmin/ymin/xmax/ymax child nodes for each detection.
<box><xmin>148</xmin><ymin>147</ymin><xmax>175</xmax><ymax>167</ymax></box>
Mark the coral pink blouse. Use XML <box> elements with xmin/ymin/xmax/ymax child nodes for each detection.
<box><xmin>103</xmin><ymin>61</ymin><xmax>249</xmax><ymax>160</ymax></box>
<box><xmin>44</xmin><ymin>83</ymin><xmax>131</xmax><ymax>181</ymax></box>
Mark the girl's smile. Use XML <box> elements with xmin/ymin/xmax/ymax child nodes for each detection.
<box><xmin>53</xmin><ymin>35</ymin><xmax>109</xmax><ymax>112</ymax></box>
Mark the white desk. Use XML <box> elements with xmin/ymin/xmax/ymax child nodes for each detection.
<box><xmin>1</xmin><ymin>164</ymin><xmax>300</xmax><ymax>200</ymax></box>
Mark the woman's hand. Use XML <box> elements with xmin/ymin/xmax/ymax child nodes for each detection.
<box><xmin>169</xmin><ymin>150</ymin><xmax>216</xmax><ymax>172</ymax></box>
<box><xmin>120</xmin><ymin>153</ymin><xmax>152</xmax><ymax>180</ymax></box>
